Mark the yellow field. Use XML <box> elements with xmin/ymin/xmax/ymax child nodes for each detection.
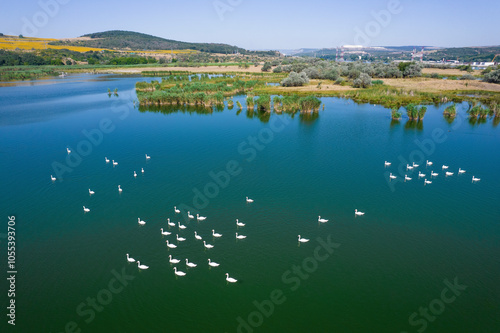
<box><xmin>0</xmin><ymin>35</ymin><xmax>197</xmax><ymax>54</ymax></box>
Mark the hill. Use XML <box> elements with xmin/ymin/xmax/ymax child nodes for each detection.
<box><xmin>49</xmin><ymin>30</ymin><xmax>276</xmax><ymax>55</ymax></box>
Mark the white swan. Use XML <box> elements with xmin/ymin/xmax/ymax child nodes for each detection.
<box><xmin>145</xmin><ymin>154</ymin><xmax>151</xmax><ymax>160</ymax></box>
<box><xmin>442</xmin><ymin>165</ymin><xmax>449</xmax><ymax>169</ymax></box>
<box><xmin>389</xmin><ymin>173</ymin><xmax>397</xmax><ymax>180</ymax></box>
<box><xmin>197</xmin><ymin>214</ymin><xmax>207</xmax><ymax>221</ymax></box>
<box><xmin>141</xmin><ymin>167</ymin><xmax>144</xmax><ymax>173</ymax></box>
<box><xmin>186</xmin><ymin>259</ymin><xmax>197</xmax><ymax>268</ymax></box>
<box><xmin>174</xmin><ymin>206</ymin><xmax>180</xmax><ymax>214</ymax></box>
<box><xmin>66</xmin><ymin>148</ymin><xmax>71</xmax><ymax>154</ymax></box>
<box><xmin>405</xmin><ymin>175</ymin><xmax>412</xmax><ymax>182</ymax></box>
<box><xmin>424</xmin><ymin>179</ymin><xmax>432</xmax><ymax>185</ymax></box>
<box><xmin>212</xmin><ymin>230</ymin><xmax>222</xmax><ymax>238</ymax></box>
<box><xmin>118</xmin><ymin>185</ymin><xmax>122</xmax><ymax>192</ymax></box>
<box><xmin>134</xmin><ymin>171</ymin><xmax>137</xmax><ymax>177</ymax></box>
<box><xmin>318</xmin><ymin>216</ymin><xmax>328</xmax><ymax>223</ymax></box>
<box><xmin>418</xmin><ymin>171</ymin><xmax>426</xmax><ymax>178</ymax></box>
<box><xmin>426</xmin><ymin>160</ymin><xmax>433</xmax><ymax>166</ymax></box>
<box><xmin>406</xmin><ymin>164</ymin><xmax>414</xmax><ymax>170</ymax></box>
<box><xmin>112</xmin><ymin>160</ymin><xmax>118</xmax><ymax>166</ymax></box>
<box><xmin>412</xmin><ymin>162</ymin><xmax>419</xmax><ymax>168</ymax></box>
<box><xmin>83</xmin><ymin>206</ymin><xmax>90</xmax><ymax>213</ymax></box>
<box><xmin>298</xmin><ymin>235</ymin><xmax>310</xmax><ymax>243</ymax></box>
<box><xmin>137</xmin><ymin>261</ymin><xmax>149</xmax><ymax>270</ymax></box>
<box><xmin>176</xmin><ymin>234</ymin><xmax>186</xmax><ymax>242</ymax></box>
<box><xmin>169</xmin><ymin>255</ymin><xmax>180</xmax><ymax>264</ymax></box>
<box><xmin>51</xmin><ymin>175</ymin><xmax>56</xmax><ymax>181</ymax></box>
<box><xmin>166</xmin><ymin>240</ymin><xmax>177</xmax><ymax>248</ymax></box>
<box><xmin>472</xmin><ymin>176</ymin><xmax>480</xmax><ymax>182</ymax></box>
<box><xmin>225</xmin><ymin>273</ymin><xmax>237</xmax><ymax>283</ymax></box>
<box><xmin>167</xmin><ymin>218</ymin><xmax>175</xmax><ymax>227</ymax></box>
<box><xmin>187</xmin><ymin>211</ymin><xmax>194</xmax><ymax>219</ymax></box>
<box><xmin>178</xmin><ymin>222</ymin><xmax>186</xmax><ymax>230</ymax></box>
<box><xmin>236</xmin><ymin>233</ymin><xmax>247</xmax><ymax>239</ymax></box>
<box><xmin>458</xmin><ymin>168</ymin><xmax>466</xmax><ymax>174</ymax></box>
<box><xmin>126</xmin><ymin>253</ymin><xmax>135</xmax><ymax>262</ymax></box>
<box><xmin>138</xmin><ymin>218</ymin><xmax>146</xmax><ymax>225</ymax></box>
<box><xmin>208</xmin><ymin>259</ymin><xmax>220</xmax><ymax>267</ymax></box>
<box><xmin>246</xmin><ymin>197</ymin><xmax>254</xmax><ymax>203</ymax></box>
<box><xmin>355</xmin><ymin>209</ymin><xmax>365</xmax><ymax>216</ymax></box>
<box><xmin>194</xmin><ymin>231</ymin><xmax>202</xmax><ymax>240</ymax></box>
<box><xmin>384</xmin><ymin>161</ymin><xmax>391</xmax><ymax>166</ymax></box>
<box><xmin>160</xmin><ymin>228</ymin><xmax>171</xmax><ymax>236</ymax></box>
<box><xmin>105</xmin><ymin>157</ymin><xmax>110</xmax><ymax>163</ymax></box>
<box><xmin>236</xmin><ymin>219</ymin><xmax>245</xmax><ymax>227</ymax></box>
<box><xmin>87</xmin><ymin>189</ymin><xmax>95</xmax><ymax>196</ymax></box>
<box><xmin>174</xmin><ymin>267</ymin><xmax>186</xmax><ymax>276</ymax></box>
<box><xmin>203</xmin><ymin>241</ymin><xmax>214</xmax><ymax>249</ymax></box>
<box><xmin>445</xmin><ymin>171</ymin><xmax>454</xmax><ymax>176</ymax></box>
<box><xmin>431</xmin><ymin>171</ymin><xmax>438</xmax><ymax>177</ymax></box>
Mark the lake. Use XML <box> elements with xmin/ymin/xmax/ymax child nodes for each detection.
<box><xmin>0</xmin><ymin>74</ymin><xmax>499</xmax><ymax>333</ymax></box>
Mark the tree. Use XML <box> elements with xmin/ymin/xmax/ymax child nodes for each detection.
<box><xmin>261</xmin><ymin>62</ymin><xmax>272</xmax><ymax>72</ymax></box>
<box><xmin>484</xmin><ymin>69</ymin><xmax>500</xmax><ymax>84</ymax></box>
<box><xmin>403</xmin><ymin>63</ymin><xmax>423</xmax><ymax>78</ymax></box>
<box><xmin>353</xmin><ymin>73</ymin><xmax>372</xmax><ymax>88</ymax></box>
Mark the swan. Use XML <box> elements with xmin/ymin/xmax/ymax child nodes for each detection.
<box><xmin>126</xmin><ymin>253</ymin><xmax>135</xmax><ymax>262</ymax></box>
<box><xmin>174</xmin><ymin>267</ymin><xmax>186</xmax><ymax>276</ymax></box>
<box><xmin>178</xmin><ymin>222</ymin><xmax>186</xmax><ymax>230</ymax></box>
<box><xmin>246</xmin><ymin>197</ymin><xmax>254</xmax><ymax>203</ymax></box>
<box><xmin>187</xmin><ymin>211</ymin><xmax>194</xmax><ymax>219</ymax></box>
<box><xmin>203</xmin><ymin>241</ymin><xmax>214</xmax><ymax>249</ymax></box>
<box><xmin>105</xmin><ymin>157</ymin><xmax>110</xmax><ymax>163</ymax></box>
<box><xmin>355</xmin><ymin>209</ymin><xmax>365</xmax><ymax>216</ymax></box>
<box><xmin>208</xmin><ymin>259</ymin><xmax>220</xmax><ymax>267</ymax></box>
<box><xmin>137</xmin><ymin>261</ymin><xmax>149</xmax><ymax>270</ymax></box>
<box><xmin>138</xmin><ymin>218</ymin><xmax>146</xmax><ymax>225</ymax></box>
<box><xmin>236</xmin><ymin>219</ymin><xmax>245</xmax><ymax>227</ymax></box>
<box><xmin>318</xmin><ymin>216</ymin><xmax>328</xmax><ymax>223</ymax></box>
<box><xmin>212</xmin><ymin>230</ymin><xmax>222</xmax><ymax>238</ymax></box>
<box><xmin>405</xmin><ymin>175</ymin><xmax>412</xmax><ymax>182</ymax></box>
<box><xmin>167</xmin><ymin>218</ymin><xmax>175</xmax><ymax>227</ymax></box>
<box><xmin>186</xmin><ymin>259</ymin><xmax>197</xmax><ymax>268</ymax></box>
<box><xmin>118</xmin><ymin>185</ymin><xmax>122</xmax><ymax>192</ymax></box>
<box><xmin>458</xmin><ymin>168</ymin><xmax>466</xmax><ymax>174</ymax></box>
<box><xmin>145</xmin><ymin>154</ymin><xmax>151</xmax><ymax>160</ymax></box>
<box><xmin>418</xmin><ymin>171</ymin><xmax>426</xmax><ymax>178</ymax></box>
<box><xmin>112</xmin><ymin>160</ymin><xmax>118</xmax><ymax>166</ymax></box>
<box><xmin>431</xmin><ymin>171</ymin><xmax>438</xmax><ymax>177</ymax></box>
<box><xmin>141</xmin><ymin>168</ymin><xmax>144</xmax><ymax>173</ymax></box>
<box><xmin>406</xmin><ymin>164</ymin><xmax>414</xmax><ymax>170</ymax></box>
<box><xmin>88</xmin><ymin>189</ymin><xmax>95</xmax><ymax>195</ymax></box>
<box><xmin>384</xmin><ymin>161</ymin><xmax>391</xmax><ymax>166</ymax></box>
<box><xmin>174</xmin><ymin>206</ymin><xmax>180</xmax><ymax>214</ymax></box>
<box><xmin>83</xmin><ymin>206</ymin><xmax>90</xmax><ymax>213</ymax></box>
<box><xmin>169</xmin><ymin>255</ymin><xmax>180</xmax><ymax>264</ymax></box>
<box><xmin>426</xmin><ymin>160</ymin><xmax>433</xmax><ymax>166</ymax></box>
<box><xmin>194</xmin><ymin>231</ymin><xmax>202</xmax><ymax>240</ymax></box>
<box><xmin>67</xmin><ymin>148</ymin><xmax>71</xmax><ymax>154</ymax></box>
<box><xmin>160</xmin><ymin>228</ymin><xmax>171</xmax><ymax>236</ymax></box>
<box><xmin>166</xmin><ymin>240</ymin><xmax>177</xmax><ymax>248</ymax></box>
<box><xmin>176</xmin><ymin>234</ymin><xmax>186</xmax><ymax>242</ymax></box>
<box><xmin>445</xmin><ymin>171</ymin><xmax>454</xmax><ymax>176</ymax></box>
<box><xmin>236</xmin><ymin>233</ymin><xmax>247</xmax><ymax>239</ymax></box>
<box><xmin>424</xmin><ymin>179</ymin><xmax>432</xmax><ymax>185</ymax></box>
<box><xmin>472</xmin><ymin>176</ymin><xmax>480</xmax><ymax>182</ymax></box>
<box><xmin>197</xmin><ymin>214</ymin><xmax>207</xmax><ymax>221</ymax></box>
<box><xmin>298</xmin><ymin>235</ymin><xmax>310</xmax><ymax>243</ymax></box>
<box><xmin>442</xmin><ymin>165</ymin><xmax>449</xmax><ymax>169</ymax></box>
<box><xmin>134</xmin><ymin>171</ymin><xmax>137</xmax><ymax>177</ymax></box>
<box><xmin>389</xmin><ymin>173</ymin><xmax>397</xmax><ymax>180</ymax></box>
<box><xmin>50</xmin><ymin>175</ymin><xmax>56</xmax><ymax>181</ymax></box>
<box><xmin>412</xmin><ymin>162</ymin><xmax>419</xmax><ymax>168</ymax></box>
<box><xmin>225</xmin><ymin>273</ymin><xmax>237</xmax><ymax>283</ymax></box>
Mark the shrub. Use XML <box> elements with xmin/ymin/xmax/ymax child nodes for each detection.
<box><xmin>261</xmin><ymin>62</ymin><xmax>272</xmax><ymax>72</ymax></box>
<box><xmin>273</xmin><ymin>65</ymin><xmax>283</xmax><ymax>73</ymax></box>
<box><xmin>281</xmin><ymin>71</ymin><xmax>309</xmax><ymax>87</ymax></box>
<box><xmin>372</xmin><ymin>80</ymin><xmax>384</xmax><ymax>85</ymax></box>
<box><xmin>484</xmin><ymin>69</ymin><xmax>500</xmax><ymax>84</ymax></box>
<box><xmin>353</xmin><ymin>73</ymin><xmax>372</xmax><ymax>88</ymax></box>
<box><xmin>460</xmin><ymin>74</ymin><xmax>475</xmax><ymax>80</ymax></box>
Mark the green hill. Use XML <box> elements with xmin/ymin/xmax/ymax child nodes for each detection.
<box><xmin>49</xmin><ymin>30</ymin><xmax>275</xmax><ymax>55</ymax></box>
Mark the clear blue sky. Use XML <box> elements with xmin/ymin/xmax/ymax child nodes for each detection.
<box><xmin>1</xmin><ymin>0</ymin><xmax>499</xmax><ymax>50</ymax></box>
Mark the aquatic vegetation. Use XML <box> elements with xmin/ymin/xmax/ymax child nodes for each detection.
<box><xmin>391</xmin><ymin>108</ymin><xmax>402</xmax><ymax>119</ymax></box>
<box><xmin>443</xmin><ymin>104</ymin><xmax>457</xmax><ymax>117</ymax></box>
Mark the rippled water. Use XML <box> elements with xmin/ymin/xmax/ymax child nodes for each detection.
<box><xmin>0</xmin><ymin>74</ymin><xmax>499</xmax><ymax>332</ymax></box>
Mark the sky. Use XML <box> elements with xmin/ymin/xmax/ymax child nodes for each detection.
<box><xmin>1</xmin><ymin>0</ymin><xmax>499</xmax><ymax>50</ymax></box>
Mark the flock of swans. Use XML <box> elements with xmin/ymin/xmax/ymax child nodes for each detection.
<box><xmin>385</xmin><ymin>160</ymin><xmax>480</xmax><ymax>185</ymax></box>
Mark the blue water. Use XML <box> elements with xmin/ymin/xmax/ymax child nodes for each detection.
<box><xmin>0</xmin><ymin>74</ymin><xmax>499</xmax><ymax>333</ymax></box>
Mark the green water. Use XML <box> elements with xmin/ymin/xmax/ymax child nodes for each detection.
<box><xmin>0</xmin><ymin>74</ymin><xmax>499</xmax><ymax>333</ymax></box>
